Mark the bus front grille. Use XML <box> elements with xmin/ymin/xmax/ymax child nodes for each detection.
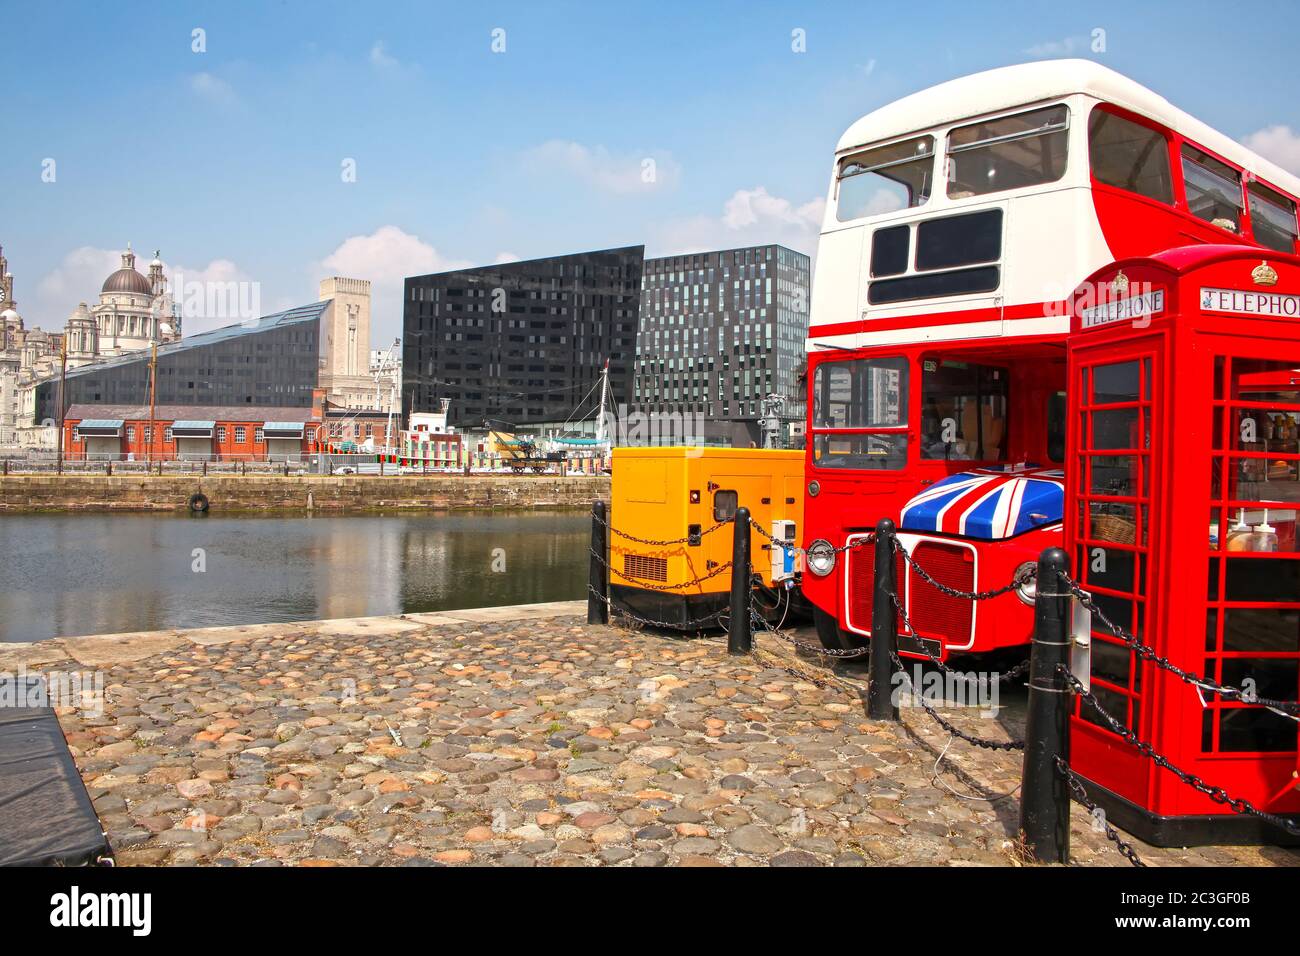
<box><xmin>905</xmin><ymin>541</ymin><xmax>974</xmax><ymax>644</ymax></box>
<box><xmin>847</xmin><ymin>544</ymin><xmax>904</xmax><ymax>634</ymax></box>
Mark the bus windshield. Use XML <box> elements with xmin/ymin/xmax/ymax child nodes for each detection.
<box><xmin>811</xmin><ymin>356</ymin><xmax>908</xmax><ymax>470</ymax></box>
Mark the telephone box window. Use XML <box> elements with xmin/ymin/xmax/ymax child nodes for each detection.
<box><xmin>1203</xmin><ymin>356</ymin><xmax>1300</xmax><ymax>754</ymax></box>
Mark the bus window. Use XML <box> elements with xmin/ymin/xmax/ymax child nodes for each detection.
<box><xmin>837</xmin><ymin>136</ymin><xmax>934</xmax><ymax>222</ymax></box>
<box><xmin>915</xmin><ymin>209</ymin><xmax>1002</xmax><ymax>271</ymax></box>
<box><xmin>1181</xmin><ymin>145</ymin><xmax>1242</xmax><ymax>233</ymax></box>
<box><xmin>1088</xmin><ymin>110</ymin><xmax>1173</xmax><ymax>204</ymax></box>
<box><xmin>1047</xmin><ymin>391</ymin><xmax>1067</xmax><ymax>463</ymax></box>
<box><xmin>920</xmin><ymin>360</ymin><xmax>1009</xmax><ymax>461</ymax></box>
<box><xmin>1247</xmin><ymin>181</ymin><xmax>1298</xmax><ymax>253</ymax></box>
<box><xmin>813</xmin><ymin>433</ymin><xmax>909</xmax><ymax>470</ymax></box>
<box><xmin>869</xmin><ymin>225</ymin><xmax>910</xmax><ymax>277</ymax></box>
<box><xmin>946</xmin><ymin>105</ymin><xmax>1068</xmax><ymax>199</ymax></box>
<box><xmin>812</xmin><ymin>356</ymin><xmax>909</xmax><ymax>470</ymax></box>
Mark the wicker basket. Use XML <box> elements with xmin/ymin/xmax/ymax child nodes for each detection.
<box><xmin>1092</xmin><ymin>513</ymin><xmax>1137</xmax><ymax>544</ymax></box>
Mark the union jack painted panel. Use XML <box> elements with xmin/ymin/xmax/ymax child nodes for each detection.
<box><xmin>899</xmin><ymin>467</ymin><xmax>1064</xmax><ymax>540</ymax></box>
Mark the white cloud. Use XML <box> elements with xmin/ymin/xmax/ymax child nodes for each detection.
<box><xmin>189</xmin><ymin>72</ymin><xmax>239</xmax><ymax>109</ymax></box>
<box><xmin>654</xmin><ymin>186</ymin><xmax>825</xmax><ymax>257</ymax></box>
<box><xmin>494</xmin><ymin>252</ymin><xmax>522</xmax><ymax>264</ymax></box>
<box><xmin>317</xmin><ymin>225</ymin><xmax>475</xmax><ymax>344</ymax></box>
<box><xmin>168</xmin><ymin>259</ymin><xmax>262</xmax><ymax>335</ymax></box>
<box><xmin>33</xmin><ymin>246</ymin><xmax>122</xmax><ymax>322</ymax></box>
<box><xmin>369</xmin><ymin>41</ymin><xmax>399</xmax><ymax>71</ymax></box>
<box><xmin>30</xmin><ymin>246</ymin><xmax>262</xmax><ymax>336</ymax></box>
<box><xmin>521</xmin><ymin>140</ymin><xmax>682</xmax><ymax>194</ymax></box>
<box><xmin>1024</xmin><ymin>36</ymin><xmax>1087</xmax><ymax>58</ymax></box>
<box><xmin>1243</xmin><ymin>125</ymin><xmax>1300</xmax><ymax>176</ymax></box>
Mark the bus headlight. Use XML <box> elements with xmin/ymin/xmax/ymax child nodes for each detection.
<box><xmin>806</xmin><ymin>539</ymin><xmax>836</xmax><ymax>577</ymax></box>
<box><xmin>1014</xmin><ymin>561</ymin><xmax>1038</xmax><ymax>605</ymax></box>
<box><xmin>808</xmin><ymin>480</ymin><xmax>821</xmax><ymax>497</ymax></box>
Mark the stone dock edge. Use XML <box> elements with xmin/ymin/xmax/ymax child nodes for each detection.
<box><xmin>0</xmin><ymin>474</ymin><xmax>611</xmax><ymax>513</ymax></box>
<box><xmin>0</xmin><ymin>600</ymin><xmax>590</xmax><ymax>670</ymax></box>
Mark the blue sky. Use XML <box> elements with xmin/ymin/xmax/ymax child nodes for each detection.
<box><xmin>4</xmin><ymin>0</ymin><xmax>1300</xmax><ymax>343</ymax></box>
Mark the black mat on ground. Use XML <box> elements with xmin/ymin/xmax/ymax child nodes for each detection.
<box><xmin>0</xmin><ymin>676</ymin><xmax>112</xmax><ymax>866</ymax></box>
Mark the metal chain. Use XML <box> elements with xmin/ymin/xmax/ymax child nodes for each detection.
<box><xmin>893</xmin><ymin>536</ymin><xmax>1032</xmax><ymax>602</ymax></box>
<box><xmin>747</xmin><ymin>593</ymin><xmax>870</xmax><ymax>658</ymax></box>
<box><xmin>756</xmin><ymin>519</ymin><xmax>877</xmax><ymax>555</ymax></box>
<box><xmin>593</xmin><ymin>509</ymin><xmax>733</xmax><ymax>547</ymax></box>
<box><xmin>586</xmin><ymin>584</ymin><xmax>727</xmax><ymax>631</ymax></box>
<box><xmin>889</xmin><ymin>646</ymin><xmax>1025</xmax><ymax>751</ymax></box>
<box><xmin>887</xmin><ymin>587</ymin><xmax>1031</xmax><ymax>686</ymax></box>
<box><xmin>1062</xmin><ymin>575</ymin><xmax>1300</xmax><ymax>717</ymax></box>
<box><xmin>1053</xmin><ymin>755</ymin><xmax>1146</xmax><ymax>867</ymax></box>
<box><xmin>588</xmin><ymin>546</ymin><xmax>734</xmax><ymax>592</ymax></box>
<box><xmin>1061</xmin><ymin>664</ymin><xmax>1300</xmax><ymax>837</ymax></box>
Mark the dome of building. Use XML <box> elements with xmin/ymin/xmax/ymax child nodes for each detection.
<box><xmin>1</xmin><ymin>308</ymin><xmax>19</xmax><ymax>323</ymax></box>
<box><xmin>101</xmin><ymin>267</ymin><xmax>152</xmax><ymax>295</ymax></box>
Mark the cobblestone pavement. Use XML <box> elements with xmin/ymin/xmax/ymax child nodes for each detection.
<box><xmin>6</xmin><ymin>604</ymin><xmax>1298</xmax><ymax>867</ymax></box>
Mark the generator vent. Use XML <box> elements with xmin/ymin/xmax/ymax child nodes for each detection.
<box><xmin>623</xmin><ymin>554</ymin><xmax>668</xmax><ymax>583</ymax></box>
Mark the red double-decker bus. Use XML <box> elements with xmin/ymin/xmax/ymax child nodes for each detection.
<box><xmin>801</xmin><ymin>59</ymin><xmax>1300</xmax><ymax>660</ymax></box>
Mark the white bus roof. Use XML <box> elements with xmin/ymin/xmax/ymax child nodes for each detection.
<box><xmin>837</xmin><ymin>59</ymin><xmax>1300</xmax><ymax>196</ymax></box>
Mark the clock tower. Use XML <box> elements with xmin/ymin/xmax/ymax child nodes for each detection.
<box><xmin>0</xmin><ymin>245</ymin><xmax>15</xmax><ymax>315</ymax></box>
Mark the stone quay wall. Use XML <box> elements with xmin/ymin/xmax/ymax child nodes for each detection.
<box><xmin>0</xmin><ymin>474</ymin><xmax>611</xmax><ymax>514</ymax></box>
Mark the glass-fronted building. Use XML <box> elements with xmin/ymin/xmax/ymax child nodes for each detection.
<box><xmin>402</xmin><ymin>247</ymin><xmax>643</xmax><ymax>429</ymax></box>
<box><xmin>634</xmin><ymin>244</ymin><xmax>811</xmax><ymax>447</ymax></box>
<box><xmin>35</xmin><ymin>302</ymin><xmax>327</xmax><ymax>425</ymax></box>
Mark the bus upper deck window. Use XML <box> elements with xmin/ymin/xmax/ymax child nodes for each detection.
<box><xmin>1247</xmin><ymin>181</ymin><xmax>1298</xmax><ymax>253</ymax></box>
<box><xmin>1088</xmin><ymin>109</ymin><xmax>1173</xmax><ymax>204</ymax></box>
<box><xmin>1182</xmin><ymin>145</ymin><xmax>1243</xmax><ymax>233</ymax></box>
<box><xmin>837</xmin><ymin>136</ymin><xmax>934</xmax><ymax>222</ymax></box>
<box><xmin>947</xmin><ymin>105</ymin><xmax>1069</xmax><ymax>199</ymax></box>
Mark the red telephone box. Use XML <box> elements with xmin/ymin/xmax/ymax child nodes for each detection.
<box><xmin>1065</xmin><ymin>245</ymin><xmax>1300</xmax><ymax>846</ymax></box>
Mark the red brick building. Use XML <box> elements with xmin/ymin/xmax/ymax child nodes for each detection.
<box><xmin>63</xmin><ymin>403</ymin><xmax>325</xmax><ymax>461</ymax></box>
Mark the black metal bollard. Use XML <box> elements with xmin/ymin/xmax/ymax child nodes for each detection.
<box><xmin>1020</xmin><ymin>547</ymin><xmax>1073</xmax><ymax>864</ymax></box>
<box><xmin>728</xmin><ymin>507</ymin><xmax>752</xmax><ymax>654</ymax></box>
<box><xmin>587</xmin><ymin>500</ymin><xmax>609</xmax><ymax>625</ymax></box>
<box><xmin>868</xmin><ymin>518</ymin><xmax>900</xmax><ymax>721</ymax></box>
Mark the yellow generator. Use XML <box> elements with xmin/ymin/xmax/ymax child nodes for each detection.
<box><xmin>607</xmin><ymin>447</ymin><xmax>805</xmax><ymax>628</ymax></box>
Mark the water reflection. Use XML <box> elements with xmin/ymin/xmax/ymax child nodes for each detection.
<box><xmin>0</xmin><ymin>512</ymin><xmax>589</xmax><ymax>642</ymax></box>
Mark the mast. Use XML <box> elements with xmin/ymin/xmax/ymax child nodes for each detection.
<box><xmin>147</xmin><ymin>340</ymin><xmax>157</xmax><ymax>463</ymax></box>
<box><xmin>596</xmin><ymin>358</ymin><xmax>609</xmax><ymax>446</ymax></box>
<box><xmin>57</xmin><ymin>336</ymin><xmax>67</xmax><ymax>464</ymax></box>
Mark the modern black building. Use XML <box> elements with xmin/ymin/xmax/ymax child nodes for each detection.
<box><xmin>634</xmin><ymin>244</ymin><xmax>811</xmax><ymax>447</ymax></box>
<box><xmin>36</xmin><ymin>301</ymin><xmax>327</xmax><ymax>425</ymax></box>
<box><xmin>402</xmin><ymin>246</ymin><xmax>643</xmax><ymax>430</ymax></box>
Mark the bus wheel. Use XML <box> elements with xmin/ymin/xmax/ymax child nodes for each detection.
<box><xmin>814</xmin><ymin>606</ymin><xmax>863</xmax><ymax>652</ymax></box>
